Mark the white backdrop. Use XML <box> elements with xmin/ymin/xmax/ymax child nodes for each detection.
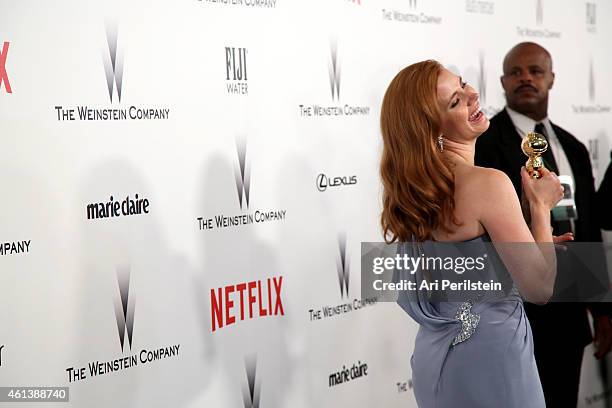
<box><xmin>1</xmin><ymin>0</ymin><xmax>611</xmax><ymax>407</ymax></box>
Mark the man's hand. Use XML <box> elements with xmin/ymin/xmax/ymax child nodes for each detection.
<box><xmin>593</xmin><ymin>316</ymin><xmax>612</xmax><ymax>359</ymax></box>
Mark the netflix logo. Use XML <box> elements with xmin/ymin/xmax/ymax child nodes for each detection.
<box><xmin>210</xmin><ymin>276</ymin><xmax>284</xmax><ymax>332</ymax></box>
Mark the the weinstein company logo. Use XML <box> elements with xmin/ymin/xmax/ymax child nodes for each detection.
<box><xmin>65</xmin><ymin>268</ymin><xmax>180</xmax><ymax>383</ymax></box>
<box><xmin>316</xmin><ymin>173</ymin><xmax>357</xmax><ymax>192</ymax></box>
<box><xmin>572</xmin><ymin>59</ymin><xmax>611</xmax><ymax>114</ymax></box>
<box><xmin>197</xmin><ymin>0</ymin><xmax>277</xmax><ymax>9</ymax></box>
<box><xmin>586</xmin><ymin>3</ymin><xmax>596</xmax><ymax>33</ymax></box>
<box><xmin>0</xmin><ymin>239</ymin><xmax>31</xmax><ymax>256</ymax></box>
<box><xmin>328</xmin><ymin>42</ymin><xmax>340</xmax><ymax>102</ymax></box>
<box><xmin>197</xmin><ymin>137</ymin><xmax>287</xmax><ymax>231</ymax></box>
<box><xmin>55</xmin><ymin>22</ymin><xmax>170</xmax><ymax>122</ymax></box>
<box><xmin>381</xmin><ymin>0</ymin><xmax>442</xmax><ymax>24</ymax></box>
<box><xmin>226</xmin><ymin>47</ymin><xmax>248</xmax><ymax>95</ymax></box>
<box><xmin>298</xmin><ymin>42</ymin><xmax>369</xmax><ymax>118</ymax></box>
<box><xmin>242</xmin><ymin>355</ymin><xmax>260</xmax><ymax>408</ymax></box>
<box><xmin>516</xmin><ymin>0</ymin><xmax>560</xmax><ymax>38</ymax></box>
<box><xmin>337</xmin><ymin>234</ymin><xmax>350</xmax><ymax>299</ymax></box>
<box><xmin>115</xmin><ymin>267</ymin><xmax>134</xmax><ymax>351</ymax></box>
<box><xmin>478</xmin><ymin>53</ymin><xmax>486</xmax><ymax>105</ymax></box>
<box><xmin>104</xmin><ymin>23</ymin><xmax>123</xmax><ymax>103</ymax></box>
<box><xmin>235</xmin><ymin>137</ymin><xmax>251</xmax><ymax>210</ymax></box>
<box><xmin>0</xmin><ymin>42</ymin><xmax>12</xmax><ymax>94</ymax></box>
<box><xmin>536</xmin><ymin>0</ymin><xmax>543</xmax><ymax>25</ymax></box>
<box><xmin>308</xmin><ymin>234</ymin><xmax>377</xmax><ymax>322</ymax></box>
<box><xmin>210</xmin><ymin>276</ymin><xmax>285</xmax><ymax>332</ymax></box>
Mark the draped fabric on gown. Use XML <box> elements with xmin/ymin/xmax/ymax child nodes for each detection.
<box><xmin>394</xmin><ymin>234</ymin><xmax>545</xmax><ymax>408</ymax></box>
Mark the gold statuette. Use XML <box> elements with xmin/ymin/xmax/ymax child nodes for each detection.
<box><xmin>521</xmin><ymin>132</ymin><xmax>548</xmax><ymax>179</ymax></box>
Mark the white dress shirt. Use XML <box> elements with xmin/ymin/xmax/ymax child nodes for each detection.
<box><xmin>505</xmin><ymin>106</ymin><xmax>574</xmax><ymax>182</ymax></box>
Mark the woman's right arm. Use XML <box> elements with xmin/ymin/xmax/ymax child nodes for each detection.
<box><xmin>477</xmin><ymin>167</ymin><xmax>563</xmax><ymax>304</ymax></box>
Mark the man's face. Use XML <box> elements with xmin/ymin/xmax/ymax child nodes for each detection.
<box><xmin>501</xmin><ymin>46</ymin><xmax>554</xmax><ymax>114</ymax></box>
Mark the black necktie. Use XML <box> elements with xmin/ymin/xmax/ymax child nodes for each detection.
<box><xmin>534</xmin><ymin>123</ymin><xmax>559</xmax><ymax>174</ymax></box>
<box><xmin>533</xmin><ymin>123</ymin><xmax>572</xmax><ymax>234</ymax></box>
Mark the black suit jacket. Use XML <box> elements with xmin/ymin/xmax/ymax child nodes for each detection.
<box><xmin>597</xmin><ymin>151</ymin><xmax>612</xmax><ymax>230</ymax></box>
<box><xmin>475</xmin><ymin>108</ymin><xmax>608</xmax><ymax>346</ymax></box>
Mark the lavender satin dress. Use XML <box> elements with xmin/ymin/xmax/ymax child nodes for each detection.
<box><xmin>395</xmin><ymin>234</ymin><xmax>545</xmax><ymax>407</ymax></box>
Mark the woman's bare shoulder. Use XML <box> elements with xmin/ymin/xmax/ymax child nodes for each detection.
<box><xmin>456</xmin><ymin>165</ymin><xmax>517</xmax><ymax>202</ymax></box>
<box><xmin>456</xmin><ymin>165</ymin><xmax>512</xmax><ymax>187</ymax></box>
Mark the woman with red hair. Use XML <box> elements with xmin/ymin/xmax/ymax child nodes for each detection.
<box><xmin>381</xmin><ymin>60</ymin><xmax>569</xmax><ymax>407</ymax></box>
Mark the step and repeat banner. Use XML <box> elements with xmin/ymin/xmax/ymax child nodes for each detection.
<box><xmin>1</xmin><ymin>0</ymin><xmax>611</xmax><ymax>407</ymax></box>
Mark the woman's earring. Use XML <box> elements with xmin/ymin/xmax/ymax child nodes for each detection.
<box><xmin>438</xmin><ymin>135</ymin><xmax>444</xmax><ymax>152</ymax></box>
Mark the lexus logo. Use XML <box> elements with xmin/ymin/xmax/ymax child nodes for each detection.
<box><xmin>0</xmin><ymin>42</ymin><xmax>11</xmax><ymax>94</ymax></box>
<box><xmin>103</xmin><ymin>22</ymin><xmax>123</xmax><ymax>103</ymax></box>
<box><xmin>114</xmin><ymin>267</ymin><xmax>135</xmax><ymax>352</ymax></box>
<box><xmin>316</xmin><ymin>173</ymin><xmax>357</xmax><ymax>192</ymax></box>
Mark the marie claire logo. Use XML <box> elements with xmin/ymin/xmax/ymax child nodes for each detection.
<box><xmin>465</xmin><ymin>0</ymin><xmax>494</xmax><ymax>14</ymax></box>
<box><xmin>381</xmin><ymin>0</ymin><xmax>442</xmax><ymax>24</ymax></box>
<box><xmin>54</xmin><ymin>21</ymin><xmax>170</xmax><ymax>122</ymax></box>
<box><xmin>197</xmin><ymin>137</ymin><xmax>287</xmax><ymax>231</ymax></box>
<box><xmin>86</xmin><ymin>193</ymin><xmax>150</xmax><ymax>220</ymax></box>
<box><xmin>308</xmin><ymin>234</ymin><xmax>377</xmax><ymax>322</ymax></box>
<box><xmin>572</xmin><ymin>59</ymin><xmax>611</xmax><ymax>114</ymax></box>
<box><xmin>328</xmin><ymin>360</ymin><xmax>368</xmax><ymax>387</ymax></box>
<box><xmin>226</xmin><ymin>46</ymin><xmax>248</xmax><ymax>95</ymax></box>
<box><xmin>0</xmin><ymin>42</ymin><xmax>12</xmax><ymax>94</ymax></box>
<box><xmin>316</xmin><ymin>173</ymin><xmax>357</xmax><ymax>192</ymax></box>
<box><xmin>210</xmin><ymin>276</ymin><xmax>284</xmax><ymax>332</ymax></box>
<box><xmin>0</xmin><ymin>240</ymin><xmax>31</xmax><ymax>256</ymax></box>
<box><xmin>196</xmin><ymin>0</ymin><xmax>277</xmax><ymax>8</ymax></box>
<box><xmin>242</xmin><ymin>355</ymin><xmax>260</xmax><ymax>408</ymax></box>
<box><xmin>587</xmin><ymin>3</ymin><xmax>596</xmax><ymax>33</ymax></box>
<box><xmin>298</xmin><ymin>42</ymin><xmax>370</xmax><ymax>118</ymax></box>
<box><xmin>516</xmin><ymin>0</ymin><xmax>561</xmax><ymax>38</ymax></box>
<box><xmin>65</xmin><ymin>268</ymin><xmax>180</xmax><ymax>383</ymax></box>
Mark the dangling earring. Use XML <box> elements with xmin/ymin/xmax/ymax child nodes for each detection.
<box><xmin>438</xmin><ymin>135</ymin><xmax>444</xmax><ymax>152</ymax></box>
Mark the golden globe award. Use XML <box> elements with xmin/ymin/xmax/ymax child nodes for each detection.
<box><xmin>521</xmin><ymin>131</ymin><xmax>548</xmax><ymax>179</ymax></box>
<box><xmin>520</xmin><ymin>131</ymin><xmax>549</xmax><ymax>223</ymax></box>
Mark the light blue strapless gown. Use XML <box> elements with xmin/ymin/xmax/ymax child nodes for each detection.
<box><xmin>395</xmin><ymin>233</ymin><xmax>545</xmax><ymax>408</ymax></box>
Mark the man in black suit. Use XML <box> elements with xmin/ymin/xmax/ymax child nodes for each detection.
<box><xmin>475</xmin><ymin>42</ymin><xmax>612</xmax><ymax>407</ymax></box>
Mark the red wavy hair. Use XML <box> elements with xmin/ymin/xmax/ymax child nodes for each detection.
<box><xmin>380</xmin><ymin>60</ymin><xmax>459</xmax><ymax>242</ymax></box>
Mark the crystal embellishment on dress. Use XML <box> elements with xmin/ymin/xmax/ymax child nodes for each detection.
<box><xmin>451</xmin><ymin>300</ymin><xmax>480</xmax><ymax>346</ymax></box>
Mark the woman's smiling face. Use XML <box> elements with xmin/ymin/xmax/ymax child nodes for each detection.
<box><xmin>436</xmin><ymin>68</ymin><xmax>489</xmax><ymax>141</ymax></box>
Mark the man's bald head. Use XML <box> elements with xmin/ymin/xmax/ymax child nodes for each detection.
<box><xmin>503</xmin><ymin>42</ymin><xmax>553</xmax><ymax>73</ymax></box>
<box><xmin>500</xmin><ymin>42</ymin><xmax>555</xmax><ymax>121</ymax></box>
